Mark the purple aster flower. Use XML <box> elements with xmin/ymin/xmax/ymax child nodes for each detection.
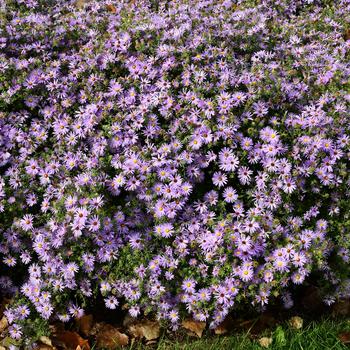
<box><xmin>223</xmin><ymin>187</ymin><xmax>238</xmax><ymax>203</ymax></box>
<box><xmin>9</xmin><ymin>324</ymin><xmax>22</xmax><ymax>340</ymax></box>
<box><xmin>105</xmin><ymin>296</ymin><xmax>119</xmax><ymax>309</ymax></box>
<box><xmin>182</xmin><ymin>279</ymin><xmax>196</xmax><ymax>293</ymax></box>
<box><xmin>239</xmin><ymin>265</ymin><xmax>254</xmax><ymax>282</ymax></box>
<box><xmin>20</xmin><ymin>214</ymin><xmax>34</xmax><ymax>231</ymax></box>
<box><xmin>212</xmin><ymin>172</ymin><xmax>228</xmax><ymax>188</ymax></box>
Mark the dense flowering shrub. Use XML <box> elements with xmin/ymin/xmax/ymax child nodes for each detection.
<box><xmin>1</xmin><ymin>0</ymin><xmax>350</xmax><ymax>344</ymax></box>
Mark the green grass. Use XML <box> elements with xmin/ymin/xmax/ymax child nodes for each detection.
<box><xmin>111</xmin><ymin>318</ymin><xmax>350</xmax><ymax>350</ymax></box>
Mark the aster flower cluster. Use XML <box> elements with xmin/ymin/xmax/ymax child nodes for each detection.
<box><xmin>1</xmin><ymin>0</ymin><xmax>350</xmax><ymax>343</ymax></box>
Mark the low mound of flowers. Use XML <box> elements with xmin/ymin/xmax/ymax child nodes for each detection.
<box><xmin>0</xmin><ymin>0</ymin><xmax>350</xmax><ymax>344</ymax></box>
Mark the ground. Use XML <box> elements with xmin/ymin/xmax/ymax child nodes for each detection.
<box><xmin>93</xmin><ymin>318</ymin><xmax>350</xmax><ymax>350</ymax></box>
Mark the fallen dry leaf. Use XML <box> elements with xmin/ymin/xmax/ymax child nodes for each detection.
<box><xmin>253</xmin><ymin>313</ymin><xmax>277</xmax><ymax>334</ymax></box>
<box><xmin>75</xmin><ymin>0</ymin><xmax>87</xmax><ymax>9</ymax></box>
<box><xmin>237</xmin><ymin>319</ymin><xmax>255</xmax><ymax>329</ymax></box>
<box><xmin>339</xmin><ymin>331</ymin><xmax>350</xmax><ymax>344</ymax></box>
<box><xmin>96</xmin><ymin>324</ymin><xmax>129</xmax><ymax>349</ymax></box>
<box><xmin>214</xmin><ymin>316</ymin><xmax>234</xmax><ymax>335</ymax></box>
<box><xmin>76</xmin><ymin>315</ymin><xmax>94</xmax><ymax>337</ymax></box>
<box><xmin>0</xmin><ymin>316</ymin><xmax>8</xmax><ymax>333</ymax></box>
<box><xmin>344</xmin><ymin>29</ymin><xmax>350</xmax><ymax>41</ymax></box>
<box><xmin>50</xmin><ymin>322</ymin><xmax>65</xmax><ymax>334</ymax></box>
<box><xmin>332</xmin><ymin>299</ymin><xmax>350</xmax><ymax>317</ymax></box>
<box><xmin>0</xmin><ymin>298</ymin><xmax>10</xmax><ymax>319</ymax></box>
<box><xmin>53</xmin><ymin>330</ymin><xmax>90</xmax><ymax>350</ymax></box>
<box><xmin>0</xmin><ymin>346</ymin><xmax>5</xmax><ymax>350</ymax></box>
<box><xmin>289</xmin><ymin>316</ymin><xmax>303</xmax><ymax>330</ymax></box>
<box><xmin>182</xmin><ymin>319</ymin><xmax>206</xmax><ymax>338</ymax></box>
<box><xmin>121</xmin><ymin>303</ymin><xmax>129</xmax><ymax>310</ymax></box>
<box><xmin>88</xmin><ymin>322</ymin><xmax>102</xmax><ymax>337</ymax></box>
<box><xmin>39</xmin><ymin>336</ymin><xmax>53</xmax><ymax>347</ymax></box>
<box><xmin>34</xmin><ymin>345</ymin><xmax>56</xmax><ymax>350</ymax></box>
<box><xmin>128</xmin><ymin>320</ymin><xmax>160</xmax><ymax>341</ymax></box>
<box><xmin>145</xmin><ymin>340</ymin><xmax>158</xmax><ymax>346</ymax></box>
<box><xmin>122</xmin><ymin>314</ymin><xmax>137</xmax><ymax>328</ymax></box>
<box><xmin>235</xmin><ymin>313</ymin><xmax>277</xmax><ymax>336</ymax></box>
<box><xmin>106</xmin><ymin>4</ymin><xmax>117</xmax><ymax>13</ymax></box>
<box><xmin>258</xmin><ymin>337</ymin><xmax>272</xmax><ymax>348</ymax></box>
